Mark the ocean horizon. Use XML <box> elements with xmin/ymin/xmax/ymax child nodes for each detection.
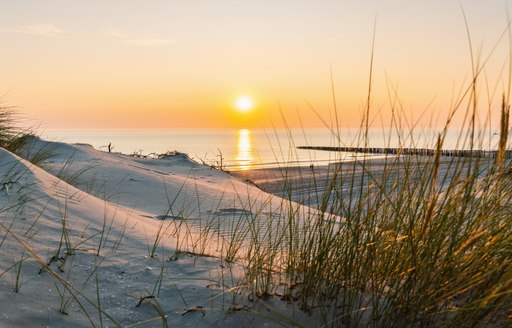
<box><xmin>41</xmin><ymin>127</ymin><xmax>503</xmax><ymax>171</ymax></box>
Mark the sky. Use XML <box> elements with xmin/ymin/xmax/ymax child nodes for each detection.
<box><xmin>1</xmin><ymin>0</ymin><xmax>512</xmax><ymax>130</ymax></box>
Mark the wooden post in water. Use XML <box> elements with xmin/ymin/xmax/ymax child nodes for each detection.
<box><xmin>297</xmin><ymin>146</ymin><xmax>504</xmax><ymax>159</ymax></box>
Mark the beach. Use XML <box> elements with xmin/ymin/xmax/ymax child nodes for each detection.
<box><xmin>231</xmin><ymin>155</ymin><xmax>489</xmax><ymax>211</ymax></box>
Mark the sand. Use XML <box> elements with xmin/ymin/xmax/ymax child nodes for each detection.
<box><xmin>0</xmin><ymin>138</ymin><xmax>323</xmax><ymax>327</ymax></box>
<box><xmin>231</xmin><ymin>155</ymin><xmax>489</xmax><ymax>211</ymax></box>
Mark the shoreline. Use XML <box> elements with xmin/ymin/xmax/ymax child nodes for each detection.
<box><xmin>230</xmin><ymin>155</ymin><xmax>495</xmax><ymax>210</ymax></box>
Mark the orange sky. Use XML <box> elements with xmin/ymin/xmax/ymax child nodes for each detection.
<box><xmin>1</xmin><ymin>1</ymin><xmax>511</xmax><ymax>130</ymax></box>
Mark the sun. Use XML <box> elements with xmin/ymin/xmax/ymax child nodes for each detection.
<box><xmin>235</xmin><ymin>96</ymin><xmax>253</xmax><ymax>113</ymax></box>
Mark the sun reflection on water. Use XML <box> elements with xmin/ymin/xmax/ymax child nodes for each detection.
<box><xmin>236</xmin><ymin>129</ymin><xmax>253</xmax><ymax>170</ymax></box>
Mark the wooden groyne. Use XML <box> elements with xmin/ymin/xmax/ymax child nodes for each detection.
<box><xmin>297</xmin><ymin>146</ymin><xmax>512</xmax><ymax>159</ymax></box>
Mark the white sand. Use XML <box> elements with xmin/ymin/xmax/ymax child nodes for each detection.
<box><xmin>0</xmin><ymin>138</ymin><xmax>320</xmax><ymax>327</ymax></box>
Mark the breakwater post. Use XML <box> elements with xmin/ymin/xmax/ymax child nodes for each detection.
<box><xmin>296</xmin><ymin>146</ymin><xmax>512</xmax><ymax>159</ymax></box>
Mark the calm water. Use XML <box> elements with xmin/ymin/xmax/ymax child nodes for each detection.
<box><xmin>41</xmin><ymin>128</ymin><xmax>501</xmax><ymax>170</ymax></box>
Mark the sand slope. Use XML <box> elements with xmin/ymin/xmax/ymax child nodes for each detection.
<box><xmin>0</xmin><ymin>139</ymin><xmax>319</xmax><ymax>327</ymax></box>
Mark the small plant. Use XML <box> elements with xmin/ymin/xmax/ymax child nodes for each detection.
<box><xmin>0</xmin><ymin>103</ymin><xmax>30</xmax><ymax>152</ymax></box>
<box><xmin>12</xmin><ymin>251</ymin><xmax>27</xmax><ymax>293</ymax></box>
<box><xmin>96</xmin><ymin>201</ymin><xmax>118</xmax><ymax>257</ymax></box>
<box><xmin>54</xmin><ymin>255</ymin><xmax>76</xmax><ymax>315</ymax></box>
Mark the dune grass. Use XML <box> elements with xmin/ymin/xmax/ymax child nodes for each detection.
<box><xmin>0</xmin><ymin>104</ymin><xmax>25</xmax><ymax>151</ymax></box>
<box><xmin>214</xmin><ymin>100</ymin><xmax>511</xmax><ymax>327</ymax></box>
<box><xmin>212</xmin><ymin>19</ymin><xmax>512</xmax><ymax>326</ymax></box>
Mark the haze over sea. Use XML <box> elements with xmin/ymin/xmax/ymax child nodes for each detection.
<box><xmin>41</xmin><ymin>128</ymin><xmax>501</xmax><ymax>171</ymax></box>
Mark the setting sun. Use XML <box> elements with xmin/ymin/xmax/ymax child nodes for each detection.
<box><xmin>235</xmin><ymin>96</ymin><xmax>254</xmax><ymax>113</ymax></box>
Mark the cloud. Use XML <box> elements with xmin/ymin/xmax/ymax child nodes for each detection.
<box><xmin>0</xmin><ymin>23</ymin><xmax>64</xmax><ymax>38</ymax></box>
<box><xmin>107</xmin><ymin>29</ymin><xmax>175</xmax><ymax>46</ymax></box>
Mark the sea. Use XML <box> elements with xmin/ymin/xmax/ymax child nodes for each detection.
<box><xmin>40</xmin><ymin>128</ymin><xmax>501</xmax><ymax>171</ymax></box>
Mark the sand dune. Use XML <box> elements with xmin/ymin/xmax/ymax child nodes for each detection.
<box><xmin>0</xmin><ymin>138</ymin><xmax>321</xmax><ymax>327</ymax></box>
